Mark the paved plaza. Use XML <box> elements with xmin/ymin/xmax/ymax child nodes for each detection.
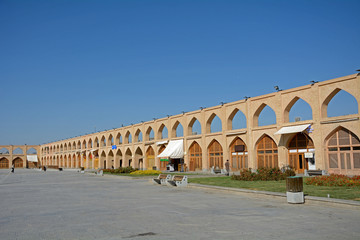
<box><xmin>0</xmin><ymin>169</ymin><xmax>359</xmax><ymax>240</ymax></box>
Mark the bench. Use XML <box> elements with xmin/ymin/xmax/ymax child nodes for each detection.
<box><xmin>153</xmin><ymin>174</ymin><xmax>171</xmax><ymax>185</ymax></box>
<box><xmin>166</xmin><ymin>175</ymin><xmax>188</xmax><ymax>187</ymax></box>
<box><xmin>306</xmin><ymin>170</ymin><xmax>323</xmax><ymax>176</ymax></box>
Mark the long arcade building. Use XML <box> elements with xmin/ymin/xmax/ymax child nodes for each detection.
<box><xmin>5</xmin><ymin>73</ymin><xmax>360</xmax><ymax>175</ymax></box>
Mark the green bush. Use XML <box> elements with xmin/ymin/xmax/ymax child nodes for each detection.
<box><xmin>103</xmin><ymin>166</ymin><xmax>137</xmax><ymax>174</ymax></box>
<box><xmin>231</xmin><ymin>167</ymin><xmax>295</xmax><ymax>181</ymax></box>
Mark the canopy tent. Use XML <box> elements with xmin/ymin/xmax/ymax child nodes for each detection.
<box><xmin>157</xmin><ymin>140</ymin><xmax>184</xmax><ymax>159</ymax></box>
<box><xmin>27</xmin><ymin>155</ymin><xmax>38</xmax><ymax>162</ymax></box>
<box><xmin>274</xmin><ymin>124</ymin><xmax>310</xmax><ymax>135</ymax></box>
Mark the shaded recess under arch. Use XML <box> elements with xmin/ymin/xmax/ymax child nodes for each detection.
<box><xmin>189</xmin><ymin>141</ymin><xmax>202</xmax><ymax>171</ymax></box>
<box><xmin>326</xmin><ymin>127</ymin><xmax>360</xmax><ymax>174</ymax></box>
<box><xmin>208</xmin><ymin>140</ymin><xmax>223</xmax><ymax>169</ymax></box>
<box><xmin>229</xmin><ymin>137</ymin><xmax>248</xmax><ymax>170</ymax></box>
<box><xmin>287</xmin><ymin>133</ymin><xmax>314</xmax><ymax>173</ymax></box>
<box><xmin>256</xmin><ymin>135</ymin><xmax>278</xmax><ymax>168</ymax></box>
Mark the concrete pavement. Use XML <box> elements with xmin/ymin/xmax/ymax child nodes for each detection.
<box><xmin>0</xmin><ymin>169</ymin><xmax>359</xmax><ymax>240</ymax></box>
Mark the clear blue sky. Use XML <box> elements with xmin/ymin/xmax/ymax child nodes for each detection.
<box><xmin>0</xmin><ymin>0</ymin><xmax>359</xmax><ymax>145</ymax></box>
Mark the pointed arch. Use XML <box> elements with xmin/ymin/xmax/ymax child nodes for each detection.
<box><xmin>229</xmin><ymin>137</ymin><xmax>248</xmax><ymax>170</ymax></box>
<box><xmin>88</xmin><ymin>138</ymin><xmax>93</xmax><ymax>149</ymax></box>
<box><xmin>158</xmin><ymin>124</ymin><xmax>168</xmax><ymax>139</ymax></box>
<box><xmin>256</xmin><ymin>134</ymin><xmax>278</xmax><ymax>168</ymax></box>
<box><xmin>82</xmin><ymin>140</ymin><xmax>87</xmax><ymax>149</ymax></box>
<box><xmin>0</xmin><ymin>147</ymin><xmax>10</xmax><ymax>154</ymax></box>
<box><xmin>13</xmin><ymin>157</ymin><xmax>23</xmax><ymax>168</ymax></box>
<box><xmin>107</xmin><ymin>150</ymin><xmax>114</xmax><ymax>169</ymax></box>
<box><xmin>172</xmin><ymin>121</ymin><xmax>183</xmax><ymax>138</ymax></box>
<box><xmin>108</xmin><ymin>134</ymin><xmax>114</xmax><ymax>146</ymax></box>
<box><xmin>135</xmin><ymin>147</ymin><xmax>144</xmax><ymax>169</ymax></box>
<box><xmin>254</xmin><ymin>104</ymin><xmax>276</xmax><ymax>127</ymax></box>
<box><xmin>100</xmin><ymin>136</ymin><xmax>106</xmax><ymax>147</ymax></box>
<box><xmin>72</xmin><ymin>142</ymin><xmax>76</xmax><ymax>150</ymax></box>
<box><xmin>146</xmin><ymin>127</ymin><xmax>155</xmax><ymax>141</ymax></box>
<box><xmin>158</xmin><ymin>144</ymin><xmax>167</xmax><ymax>170</ymax></box>
<box><xmin>116</xmin><ymin>132</ymin><xmax>122</xmax><ymax>144</ymax></box>
<box><xmin>146</xmin><ymin>146</ymin><xmax>155</xmax><ymax>170</ymax></box>
<box><xmin>287</xmin><ymin>133</ymin><xmax>314</xmax><ymax>173</ymax></box>
<box><xmin>100</xmin><ymin>150</ymin><xmax>107</xmax><ymax>169</ymax></box>
<box><xmin>135</xmin><ymin>129</ymin><xmax>143</xmax><ymax>142</ymax></box>
<box><xmin>208</xmin><ymin>139</ymin><xmax>223</xmax><ymax>168</ymax></box>
<box><xmin>189</xmin><ymin>141</ymin><xmax>202</xmax><ymax>171</ymax></box>
<box><xmin>125</xmin><ymin>131</ymin><xmax>132</xmax><ymax>143</ymax></box>
<box><xmin>322</xmin><ymin>88</ymin><xmax>359</xmax><ymax>118</ymax></box>
<box><xmin>115</xmin><ymin>149</ymin><xmax>123</xmax><ymax>168</ymax></box>
<box><xmin>188</xmin><ymin>117</ymin><xmax>202</xmax><ymax>135</ymax></box>
<box><xmin>228</xmin><ymin>108</ymin><xmax>247</xmax><ymax>130</ymax></box>
<box><xmin>13</xmin><ymin>148</ymin><xmax>24</xmax><ymax>155</ymax></box>
<box><xmin>284</xmin><ymin>97</ymin><xmax>313</xmax><ymax>123</ymax></box>
<box><xmin>326</xmin><ymin>127</ymin><xmax>360</xmax><ymax>174</ymax></box>
<box><xmin>125</xmin><ymin>148</ymin><xmax>132</xmax><ymax>167</ymax></box>
<box><xmin>207</xmin><ymin>113</ymin><xmax>222</xmax><ymax>133</ymax></box>
<box><xmin>26</xmin><ymin>148</ymin><xmax>37</xmax><ymax>155</ymax></box>
<box><xmin>60</xmin><ymin>144</ymin><xmax>63</xmax><ymax>152</ymax></box>
<box><xmin>0</xmin><ymin>157</ymin><xmax>9</xmax><ymax>169</ymax></box>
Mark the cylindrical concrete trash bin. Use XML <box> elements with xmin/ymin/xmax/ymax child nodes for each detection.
<box><xmin>286</xmin><ymin>176</ymin><xmax>304</xmax><ymax>204</ymax></box>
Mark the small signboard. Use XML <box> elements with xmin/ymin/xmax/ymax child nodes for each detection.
<box><xmin>304</xmin><ymin>152</ymin><xmax>313</xmax><ymax>158</ymax></box>
<box><xmin>160</xmin><ymin>158</ymin><xmax>169</xmax><ymax>162</ymax></box>
<box><xmin>112</xmin><ymin>145</ymin><xmax>117</xmax><ymax>150</ymax></box>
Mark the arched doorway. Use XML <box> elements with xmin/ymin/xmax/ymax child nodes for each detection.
<box><xmin>256</xmin><ymin>135</ymin><xmax>278</xmax><ymax>168</ymax></box>
<box><xmin>135</xmin><ymin>147</ymin><xmax>143</xmax><ymax>169</ymax></box>
<box><xmin>94</xmin><ymin>151</ymin><xmax>99</xmax><ymax>169</ymax></box>
<box><xmin>288</xmin><ymin>133</ymin><xmax>315</xmax><ymax>174</ymax></box>
<box><xmin>0</xmin><ymin>158</ymin><xmax>9</xmax><ymax>169</ymax></box>
<box><xmin>208</xmin><ymin>140</ymin><xmax>223</xmax><ymax>169</ymax></box>
<box><xmin>13</xmin><ymin>157</ymin><xmax>23</xmax><ymax>168</ymax></box>
<box><xmin>229</xmin><ymin>137</ymin><xmax>248</xmax><ymax>171</ymax></box>
<box><xmin>158</xmin><ymin>145</ymin><xmax>166</xmax><ymax>171</ymax></box>
<box><xmin>189</xmin><ymin>142</ymin><xmax>202</xmax><ymax>171</ymax></box>
<box><xmin>327</xmin><ymin>128</ymin><xmax>360</xmax><ymax>175</ymax></box>
<box><xmin>146</xmin><ymin>147</ymin><xmax>155</xmax><ymax>170</ymax></box>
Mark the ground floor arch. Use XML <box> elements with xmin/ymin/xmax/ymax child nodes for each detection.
<box><xmin>146</xmin><ymin>146</ymin><xmax>155</xmax><ymax>170</ymax></box>
<box><xmin>13</xmin><ymin>157</ymin><xmax>23</xmax><ymax>168</ymax></box>
<box><xmin>125</xmin><ymin>148</ymin><xmax>132</xmax><ymax>167</ymax></box>
<box><xmin>256</xmin><ymin>135</ymin><xmax>278</xmax><ymax>168</ymax></box>
<box><xmin>229</xmin><ymin>137</ymin><xmax>248</xmax><ymax>171</ymax></box>
<box><xmin>287</xmin><ymin>133</ymin><xmax>315</xmax><ymax>174</ymax></box>
<box><xmin>189</xmin><ymin>141</ymin><xmax>202</xmax><ymax>171</ymax></box>
<box><xmin>158</xmin><ymin>145</ymin><xmax>166</xmax><ymax>171</ymax></box>
<box><xmin>208</xmin><ymin>140</ymin><xmax>223</xmax><ymax>169</ymax></box>
<box><xmin>327</xmin><ymin>127</ymin><xmax>360</xmax><ymax>175</ymax></box>
<box><xmin>115</xmin><ymin>149</ymin><xmax>122</xmax><ymax>168</ymax></box>
<box><xmin>134</xmin><ymin>147</ymin><xmax>143</xmax><ymax>169</ymax></box>
<box><xmin>0</xmin><ymin>158</ymin><xmax>9</xmax><ymax>169</ymax></box>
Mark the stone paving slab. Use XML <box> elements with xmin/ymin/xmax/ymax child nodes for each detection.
<box><xmin>0</xmin><ymin>169</ymin><xmax>359</xmax><ymax>240</ymax></box>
